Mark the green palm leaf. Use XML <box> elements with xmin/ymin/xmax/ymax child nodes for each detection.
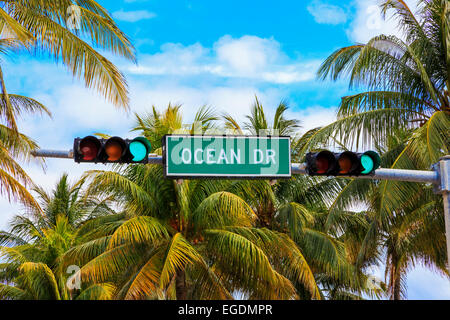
<box><xmin>159</xmin><ymin>233</ymin><xmax>202</xmax><ymax>290</ymax></box>
<box><xmin>192</xmin><ymin>191</ymin><xmax>256</xmax><ymax>231</ymax></box>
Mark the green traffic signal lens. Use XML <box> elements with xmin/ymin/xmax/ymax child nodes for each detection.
<box><xmin>130</xmin><ymin>141</ymin><xmax>148</xmax><ymax>162</ymax></box>
<box><xmin>360</xmin><ymin>151</ymin><xmax>381</xmax><ymax>174</ymax></box>
<box><xmin>361</xmin><ymin>155</ymin><xmax>374</xmax><ymax>174</ymax></box>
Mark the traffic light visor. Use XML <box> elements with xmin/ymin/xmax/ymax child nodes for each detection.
<box><xmin>316</xmin><ymin>151</ymin><xmax>336</xmax><ymax>174</ymax></box>
<box><xmin>361</xmin><ymin>151</ymin><xmax>381</xmax><ymax>174</ymax></box>
<box><xmin>79</xmin><ymin>137</ymin><xmax>100</xmax><ymax>161</ymax></box>
<box><xmin>105</xmin><ymin>137</ymin><xmax>127</xmax><ymax>161</ymax></box>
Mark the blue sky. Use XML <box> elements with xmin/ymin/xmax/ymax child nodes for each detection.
<box><xmin>0</xmin><ymin>0</ymin><xmax>449</xmax><ymax>299</ymax></box>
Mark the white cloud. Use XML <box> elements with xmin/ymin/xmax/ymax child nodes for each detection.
<box><xmin>18</xmin><ymin>86</ymin><xmax>132</xmax><ymax>149</ymax></box>
<box><xmin>127</xmin><ymin>35</ymin><xmax>321</xmax><ymax>84</ymax></box>
<box><xmin>307</xmin><ymin>0</ymin><xmax>348</xmax><ymax>25</ymax></box>
<box><xmin>214</xmin><ymin>35</ymin><xmax>280</xmax><ymax>74</ymax></box>
<box><xmin>287</xmin><ymin>105</ymin><xmax>338</xmax><ymax>134</ymax></box>
<box><xmin>347</xmin><ymin>0</ymin><xmax>420</xmax><ymax>43</ymax></box>
<box><xmin>407</xmin><ymin>265</ymin><xmax>450</xmax><ymax>300</ymax></box>
<box><xmin>127</xmin><ymin>80</ymin><xmax>285</xmax><ymax>125</ymax></box>
<box><xmin>112</xmin><ymin>9</ymin><xmax>156</xmax><ymax>22</ymax></box>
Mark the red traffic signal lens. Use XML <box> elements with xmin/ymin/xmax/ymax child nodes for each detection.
<box><xmin>105</xmin><ymin>138</ymin><xmax>126</xmax><ymax>161</ymax></box>
<box><xmin>79</xmin><ymin>137</ymin><xmax>100</xmax><ymax>161</ymax></box>
<box><xmin>316</xmin><ymin>151</ymin><xmax>335</xmax><ymax>174</ymax></box>
<box><xmin>316</xmin><ymin>156</ymin><xmax>330</xmax><ymax>174</ymax></box>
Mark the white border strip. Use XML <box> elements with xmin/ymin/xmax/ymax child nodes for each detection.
<box><xmin>164</xmin><ymin>135</ymin><xmax>292</xmax><ymax>178</ymax></box>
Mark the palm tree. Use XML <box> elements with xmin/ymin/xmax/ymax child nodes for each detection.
<box><xmin>323</xmin><ymin>129</ymin><xmax>448</xmax><ymax>299</ymax></box>
<box><xmin>302</xmin><ymin>0</ymin><xmax>450</xmax><ymax>299</ymax></box>
<box><xmin>307</xmin><ymin>0</ymin><xmax>449</xmax><ymax>165</ymax></box>
<box><xmin>0</xmin><ymin>215</ymin><xmax>117</xmax><ymax>300</ymax></box>
<box><xmin>224</xmin><ymin>99</ymin><xmax>383</xmax><ymax>299</ymax></box>
<box><xmin>224</xmin><ymin>96</ymin><xmax>301</xmax><ymax>136</ymax></box>
<box><xmin>0</xmin><ymin>0</ymin><xmax>135</xmax><ymax>110</ymax></box>
<box><xmin>132</xmin><ymin>104</ymin><xmax>219</xmax><ymax>153</ymax></box>
<box><xmin>0</xmin><ymin>36</ymin><xmax>53</xmax><ymax>209</ymax></box>
<box><xmin>0</xmin><ymin>174</ymin><xmax>117</xmax><ymax>300</ymax></box>
<box><xmin>0</xmin><ymin>103</ymin><xmax>385</xmax><ymax>300</ymax></box>
<box><xmin>0</xmin><ymin>0</ymin><xmax>135</xmax><ymax>217</ymax></box>
<box><xmin>62</xmin><ymin>163</ymin><xmax>320</xmax><ymax>300</ymax></box>
<box><xmin>59</xmin><ymin>105</ymin><xmax>325</xmax><ymax>300</ymax></box>
<box><xmin>0</xmin><ymin>123</ymin><xmax>46</xmax><ymax>210</ymax></box>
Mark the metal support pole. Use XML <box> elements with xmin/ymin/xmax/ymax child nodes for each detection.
<box><xmin>354</xmin><ymin>168</ymin><xmax>439</xmax><ymax>184</ymax></box>
<box><xmin>443</xmin><ymin>192</ymin><xmax>450</xmax><ymax>274</ymax></box>
<box><xmin>291</xmin><ymin>163</ymin><xmax>438</xmax><ymax>184</ymax></box>
<box><xmin>31</xmin><ymin>150</ymin><xmax>164</xmax><ymax>164</ymax></box>
<box><xmin>148</xmin><ymin>156</ymin><xmax>163</xmax><ymax>165</ymax></box>
<box><xmin>437</xmin><ymin>156</ymin><xmax>450</xmax><ymax>273</ymax></box>
<box><xmin>31</xmin><ymin>149</ymin><xmax>73</xmax><ymax>159</ymax></box>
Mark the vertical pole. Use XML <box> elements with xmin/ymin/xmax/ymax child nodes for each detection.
<box><xmin>439</xmin><ymin>157</ymin><xmax>450</xmax><ymax>274</ymax></box>
<box><xmin>444</xmin><ymin>191</ymin><xmax>450</xmax><ymax>274</ymax></box>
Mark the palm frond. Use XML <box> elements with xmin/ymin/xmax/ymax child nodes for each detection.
<box><xmin>159</xmin><ymin>233</ymin><xmax>202</xmax><ymax>290</ymax></box>
<box><xmin>192</xmin><ymin>192</ymin><xmax>256</xmax><ymax>231</ymax></box>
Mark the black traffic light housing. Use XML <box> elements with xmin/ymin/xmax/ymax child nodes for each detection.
<box><xmin>74</xmin><ymin>136</ymin><xmax>152</xmax><ymax>164</ymax></box>
<box><xmin>306</xmin><ymin>150</ymin><xmax>381</xmax><ymax>176</ymax></box>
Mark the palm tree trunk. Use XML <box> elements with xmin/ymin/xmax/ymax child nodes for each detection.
<box><xmin>388</xmin><ymin>252</ymin><xmax>402</xmax><ymax>300</ymax></box>
<box><xmin>393</xmin><ymin>274</ymin><xmax>402</xmax><ymax>300</ymax></box>
<box><xmin>175</xmin><ymin>269</ymin><xmax>187</xmax><ymax>300</ymax></box>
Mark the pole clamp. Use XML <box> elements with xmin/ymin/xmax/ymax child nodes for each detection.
<box><xmin>434</xmin><ymin>156</ymin><xmax>450</xmax><ymax>194</ymax></box>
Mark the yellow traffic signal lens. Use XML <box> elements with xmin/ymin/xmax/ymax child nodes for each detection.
<box><xmin>105</xmin><ymin>141</ymin><xmax>124</xmax><ymax>161</ymax></box>
<box><xmin>338</xmin><ymin>154</ymin><xmax>352</xmax><ymax>174</ymax></box>
<box><xmin>338</xmin><ymin>152</ymin><xmax>359</xmax><ymax>174</ymax></box>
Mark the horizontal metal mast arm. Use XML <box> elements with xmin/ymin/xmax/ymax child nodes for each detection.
<box><xmin>31</xmin><ymin>150</ymin><xmax>440</xmax><ymax>184</ymax></box>
<box><xmin>32</xmin><ymin>149</ymin><xmax>165</xmax><ymax>164</ymax></box>
<box><xmin>356</xmin><ymin>168</ymin><xmax>439</xmax><ymax>184</ymax></box>
<box><xmin>31</xmin><ymin>149</ymin><xmax>74</xmax><ymax>159</ymax></box>
<box><xmin>292</xmin><ymin>163</ymin><xmax>438</xmax><ymax>184</ymax></box>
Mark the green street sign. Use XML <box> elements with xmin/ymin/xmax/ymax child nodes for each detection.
<box><xmin>163</xmin><ymin>135</ymin><xmax>292</xmax><ymax>179</ymax></box>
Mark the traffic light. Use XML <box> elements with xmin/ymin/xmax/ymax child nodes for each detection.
<box><xmin>306</xmin><ymin>151</ymin><xmax>381</xmax><ymax>176</ymax></box>
<box><xmin>74</xmin><ymin>136</ymin><xmax>152</xmax><ymax>164</ymax></box>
